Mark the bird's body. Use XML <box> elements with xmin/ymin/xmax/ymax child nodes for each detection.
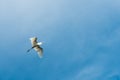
<box><xmin>27</xmin><ymin>37</ymin><xmax>43</xmax><ymax>58</ymax></box>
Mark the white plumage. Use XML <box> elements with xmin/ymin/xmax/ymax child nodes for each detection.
<box><xmin>27</xmin><ymin>37</ymin><xmax>43</xmax><ymax>58</ymax></box>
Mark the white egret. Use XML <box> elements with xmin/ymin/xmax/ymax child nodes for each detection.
<box><xmin>27</xmin><ymin>37</ymin><xmax>43</xmax><ymax>58</ymax></box>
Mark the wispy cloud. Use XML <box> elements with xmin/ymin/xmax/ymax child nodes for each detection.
<box><xmin>0</xmin><ymin>0</ymin><xmax>120</xmax><ymax>80</ymax></box>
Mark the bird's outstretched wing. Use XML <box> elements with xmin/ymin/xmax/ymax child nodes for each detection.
<box><xmin>34</xmin><ymin>45</ymin><xmax>43</xmax><ymax>58</ymax></box>
<box><xmin>30</xmin><ymin>37</ymin><xmax>38</xmax><ymax>46</ymax></box>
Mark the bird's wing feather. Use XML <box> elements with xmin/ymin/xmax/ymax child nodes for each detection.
<box><xmin>34</xmin><ymin>46</ymin><xmax>43</xmax><ymax>58</ymax></box>
<box><xmin>30</xmin><ymin>37</ymin><xmax>37</xmax><ymax>46</ymax></box>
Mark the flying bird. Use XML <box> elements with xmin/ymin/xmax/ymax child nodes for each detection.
<box><xmin>27</xmin><ymin>37</ymin><xmax>43</xmax><ymax>58</ymax></box>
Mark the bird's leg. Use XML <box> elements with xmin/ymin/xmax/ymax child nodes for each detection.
<box><xmin>27</xmin><ymin>47</ymin><xmax>34</xmax><ymax>52</ymax></box>
<box><xmin>27</xmin><ymin>48</ymin><xmax>32</xmax><ymax>52</ymax></box>
<box><xmin>27</xmin><ymin>45</ymin><xmax>38</xmax><ymax>52</ymax></box>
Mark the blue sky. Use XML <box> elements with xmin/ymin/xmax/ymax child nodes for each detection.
<box><xmin>0</xmin><ymin>0</ymin><xmax>120</xmax><ymax>80</ymax></box>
